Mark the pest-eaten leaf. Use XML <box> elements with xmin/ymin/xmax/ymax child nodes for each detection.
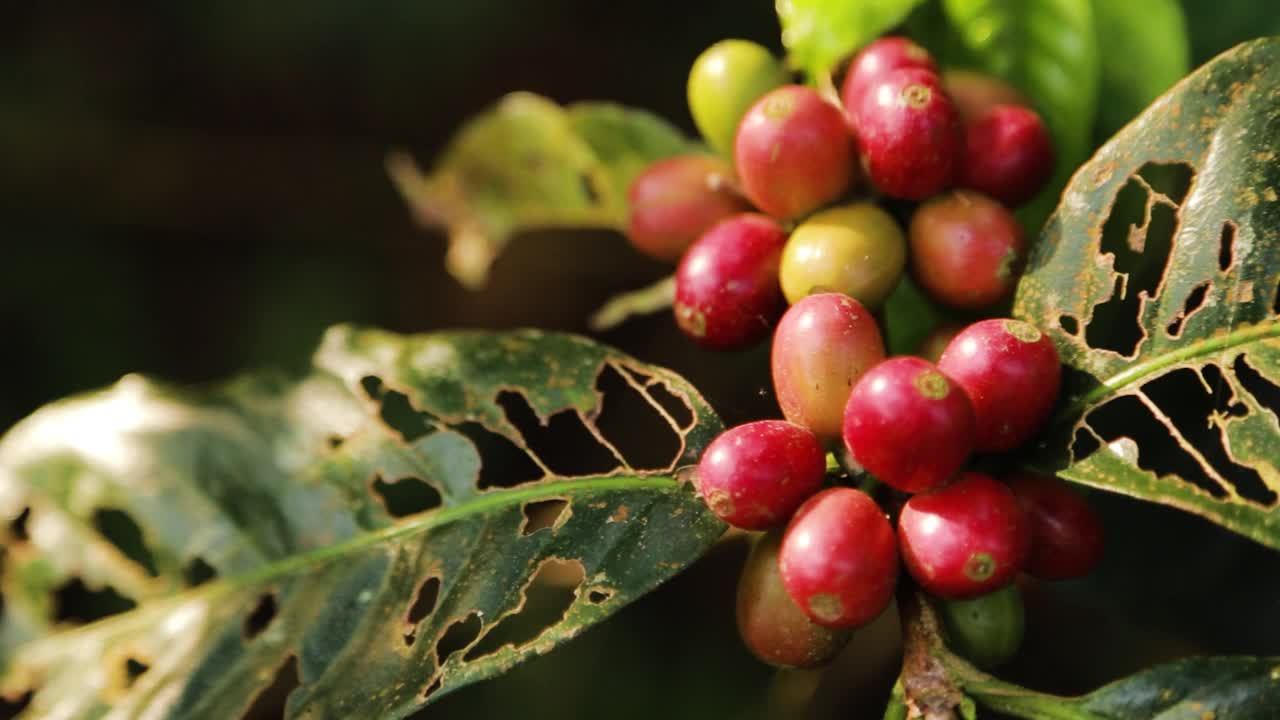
<box><xmin>1015</xmin><ymin>38</ymin><xmax>1280</xmax><ymax>549</ymax></box>
<box><xmin>777</xmin><ymin>0</ymin><xmax>928</xmax><ymax>80</ymax></box>
<box><xmin>0</xmin><ymin>325</ymin><xmax>724</xmax><ymax>718</ymax></box>
<box><xmin>388</xmin><ymin>93</ymin><xmax>695</xmax><ymax>290</ymax></box>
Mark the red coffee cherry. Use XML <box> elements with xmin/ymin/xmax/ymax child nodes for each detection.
<box><xmin>737</xmin><ymin>529</ymin><xmax>851</xmax><ymax>668</ymax></box>
<box><xmin>909</xmin><ymin>190</ymin><xmax>1026</xmax><ymax>310</ymax></box>
<box><xmin>840</xmin><ymin>36</ymin><xmax>937</xmax><ymax>123</ymax></box>
<box><xmin>674</xmin><ymin>213</ymin><xmax>787</xmax><ymax>350</ymax></box>
<box><xmin>842</xmin><ymin>356</ymin><xmax>975</xmax><ymax>494</ymax></box>
<box><xmin>941</xmin><ymin>69</ymin><xmax>1026</xmax><ymax>122</ymax></box>
<box><xmin>960</xmin><ymin>104</ymin><xmax>1054</xmax><ymax>208</ymax></box>
<box><xmin>779</xmin><ymin>487</ymin><xmax>898</xmax><ymax>629</ymax></box>
<box><xmin>771</xmin><ymin>293</ymin><xmax>886</xmax><ymax>441</ymax></box>
<box><xmin>626</xmin><ymin>154</ymin><xmax>752</xmax><ymax>262</ymax></box>
<box><xmin>937</xmin><ymin>319</ymin><xmax>1061</xmax><ymax>452</ymax></box>
<box><xmin>1006</xmin><ymin>472</ymin><xmax>1105</xmax><ymax>580</ymax></box>
<box><xmin>898</xmin><ymin>472</ymin><xmax>1031</xmax><ymax>598</ymax></box>
<box><xmin>735</xmin><ymin>85</ymin><xmax>856</xmax><ymax>220</ymax></box>
<box><xmin>852</xmin><ymin>67</ymin><xmax>962</xmax><ymax>200</ymax></box>
<box><xmin>696</xmin><ymin>420</ymin><xmax>825</xmax><ymax>530</ymax></box>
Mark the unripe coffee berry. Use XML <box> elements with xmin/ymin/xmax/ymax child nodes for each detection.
<box><xmin>779</xmin><ymin>202</ymin><xmax>906</xmax><ymax>308</ymax></box>
<box><xmin>938</xmin><ymin>584</ymin><xmax>1025</xmax><ymax>669</ymax></box>
<box><xmin>688</xmin><ymin>39</ymin><xmax>791</xmax><ymax>155</ymax></box>
<box><xmin>674</xmin><ymin>214</ymin><xmax>787</xmax><ymax>350</ymax></box>
<box><xmin>626</xmin><ymin>154</ymin><xmax>752</xmax><ymax>262</ymax></box>
<box><xmin>960</xmin><ymin>104</ymin><xmax>1054</xmax><ymax>207</ymax></box>
<box><xmin>909</xmin><ymin>190</ymin><xmax>1026</xmax><ymax>309</ymax></box>
<box><xmin>851</xmin><ymin>67</ymin><xmax>962</xmax><ymax>200</ymax></box>
<box><xmin>1006</xmin><ymin>472</ymin><xmax>1105</xmax><ymax>579</ymax></box>
<box><xmin>696</xmin><ymin>420</ymin><xmax>825</xmax><ymax>530</ymax></box>
<box><xmin>840</xmin><ymin>36</ymin><xmax>937</xmax><ymax>121</ymax></box>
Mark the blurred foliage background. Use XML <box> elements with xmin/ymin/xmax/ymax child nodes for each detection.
<box><xmin>4</xmin><ymin>1</ymin><xmax>1280</xmax><ymax>718</ymax></box>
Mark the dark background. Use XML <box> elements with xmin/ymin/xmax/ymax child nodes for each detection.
<box><xmin>4</xmin><ymin>2</ymin><xmax>1280</xmax><ymax>718</ymax></box>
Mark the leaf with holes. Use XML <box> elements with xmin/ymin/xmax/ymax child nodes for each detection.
<box><xmin>1015</xmin><ymin>38</ymin><xmax>1280</xmax><ymax>548</ymax></box>
<box><xmin>0</xmin><ymin>325</ymin><xmax>724</xmax><ymax>718</ymax></box>
<box><xmin>387</xmin><ymin>92</ymin><xmax>695</xmax><ymax>290</ymax></box>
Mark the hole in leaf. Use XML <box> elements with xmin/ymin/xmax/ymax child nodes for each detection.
<box><xmin>379</xmin><ymin>390</ymin><xmax>434</xmax><ymax>443</ymax></box>
<box><xmin>587</xmin><ymin>588</ymin><xmax>614</xmax><ymax>604</ymax></box>
<box><xmin>1200</xmin><ymin>364</ymin><xmax>1249</xmax><ymax>420</ymax></box>
<box><xmin>239</xmin><ymin>655</ymin><xmax>299</xmax><ymax>720</ymax></box>
<box><xmin>1137</xmin><ymin>161</ymin><xmax>1194</xmax><ymax>204</ymax></box>
<box><xmin>92</xmin><ymin>509</ymin><xmax>159</xmax><ymax>577</ymax></box>
<box><xmin>183</xmin><ymin>556</ymin><xmax>218</xmax><ymax>587</ymax></box>
<box><xmin>579</xmin><ymin>172</ymin><xmax>602</xmax><ymax>206</ymax></box>
<box><xmin>463</xmin><ymin>558</ymin><xmax>585</xmax><ymax>662</ymax></box>
<box><xmin>8</xmin><ymin>508</ymin><xmax>30</xmax><ymax>542</ymax></box>
<box><xmin>593</xmin><ymin>365</ymin><xmax>684</xmax><ymax>470</ymax></box>
<box><xmin>360</xmin><ymin>375</ymin><xmax>384</xmax><ymax>400</ymax></box>
<box><xmin>520</xmin><ymin>499</ymin><xmax>569</xmax><ymax>536</ymax></box>
<box><xmin>1274</xmin><ymin>279</ymin><xmax>1280</xmax><ymax>316</ymax></box>
<box><xmin>631</xmin><ymin>367</ymin><xmax>695</xmax><ymax>429</ymax></box>
<box><xmin>1166</xmin><ymin>281</ymin><xmax>1210</xmax><ymax>338</ymax></box>
<box><xmin>124</xmin><ymin>658</ymin><xmax>149</xmax><ymax>688</ymax></box>
<box><xmin>1059</xmin><ymin>315</ymin><xmax>1080</xmax><ymax>336</ymax></box>
<box><xmin>1235</xmin><ymin>355</ymin><xmax>1280</xmax><ymax>424</ymax></box>
<box><xmin>326</xmin><ymin>435</ymin><xmax>345</xmax><ymax>450</ymax></box>
<box><xmin>435</xmin><ymin>612</ymin><xmax>483</xmax><ymax>666</ymax></box>
<box><xmin>452</xmin><ymin>421</ymin><xmax>544</xmax><ymax>490</ymax></box>
<box><xmin>1084</xmin><ymin>395</ymin><xmax>1226</xmax><ymax>498</ymax></box>
<box><xmin>422</xmin><ymin>675</ymin><xmax>443</xmax><ymax>701</ymax></box>
<box><xmin>403</xmin><ymin>576</ymin><xmax>441</xmax><ymax>647</ymax></box>
<box><xmin>244</xmin><ymin>593</ymin><xmax>278</xmax><ymax>640</ymax></box>
<box><xmin>1143</xmin><ymin>368</ymin><xmax>1276</xmax><ymax>506</ymax></box>
<box><xmin>372</xmin><ymin>476</ymin><xmax>443</xmax><ymax>518</ymax></box>
<box><xmin>1070</xmin><ymin>425</ymin><xmax>1102</xmax><ymax>462</ymax></box>
<box><xmin>1218</xmin><ymin>221</ymin><xmax>1237</xmax><ymax>272</ymax></box>
<box><xmin>0</xmin><ymin>690</ymin><xmax>32</xmax><ymax>719</ymax></box>
<box><xmin>53</xmin><ymin>579</ymin><xmax>136</xmax><ymax>624</ymax></box>
<box><xmin>496</xmin><ymin>391</ymin><xmax>617</xmax><ymax>477</ymax></box>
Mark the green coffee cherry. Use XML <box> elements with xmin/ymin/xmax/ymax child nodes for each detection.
<box><xmin>687</xmin><ymin>40</ymin><xmax>790</xmax><ymax>155</ymax></box>
<box><xmin>938</xmin><ymin>584</ymin><xmax>1025</xmax><ymax>669</ymax></box>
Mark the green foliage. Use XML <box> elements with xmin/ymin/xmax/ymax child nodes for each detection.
<box><xmin>776</xmin><ymin>0</ymin><xmax>927</xmax><ymax>79</ymax></box>
<box><xmin>0</xmin><ymin>326</ymin><xmax>724</xmax><ymax>717</ymax></box>
<box><xmin>1091</xmin><ymin>0</ymin><xmax>1189</xmax><ymax>139</ymax></box>
<box><xmin>1016</xmin><ymin>38</ymin><xmax>1280</xmax><ymax>548</ymax></box>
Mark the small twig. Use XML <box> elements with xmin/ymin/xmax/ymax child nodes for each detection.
<box><xmin>588</xmin><ymin>275</ymin><xmax>676</xmax><ymax>332</ymax></box>
<box><xmin>898</xmin><ymin>591</ymin><xmax>966</xmax><ymax>720</ymax></box>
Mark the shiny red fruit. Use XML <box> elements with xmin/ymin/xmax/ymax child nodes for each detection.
<box><xmin>1006</xmin><ymin>472</ymin><xmax>1105</xmax><ymax>580</ymax></box>
<box><xmin>899</xmin><ymin>472</ymin><xmax>1031</xmax><ymax>598</ymax></box>
<box><xmin>779</xmin><ymin>487</ymin><xmax>898</xmax><ymax>629</ymax></box>
<box><xmin>852</xmin><ymin>67</ymin><xmax>962</xmax><ymax>200</ymax></box>
<box><xmin>909</xmin><ymin>191</ymin><xmax>1026</xmax><ymax>309</ymax></box>
<box><xmin>674</xmin><ymin>213</ymin><xmax>787</xmax><ymax>350</ymax></box>
<box><xmin>960</xmin><ymin>104</ymin><xmax>1054</xmax><ymax>208</ymax></box>
<box><xmin>937</xmin><ymin>319</ymin><xmax>1061</xmax><ymax>452</ymax></box>
<box><xmin>696</xmin><ymin>420</ymin><xmax>825</xmax><ymax>530</ymax></box>
<box><xmin>840</xmin><ymin>36</ymin><xmax>937</xmax><ymax>123</ymax></box>
<box><xmin>942</xmin><ymin>69</ymin><xmax>1026</xmax><ymax>122</ymax></box>
<box><xmin>626</xmin><ymin>154</ymin><xmax>752</xmax><ymax>262</ymax></box>
<box><xmin>771</xmin><ymin>293</ymin><xmax>886</xmax><ymax>441</ymax></box>
<box><xmin>735</xmin><ymin>85</ymin><xmax>856</xmax><ymax>220</ymax></box>
<box><xmin>842</xmin><ymin>356</ymin><xmax>974</xmax><ymax>493</ymax></box>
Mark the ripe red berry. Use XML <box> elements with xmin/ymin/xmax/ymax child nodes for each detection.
<box><xmin>696</xmin><ymin>420</ymin><xmax>825</xmax><ymax>530</ymax></box>
<box><xmin>674</xmin><ymin>213</ymin><xmax>787</xmax><ymax>350</ymax></box>
<box><xmin>779</xmin><ymin>487</ymin><xmax>898</xmax><ymax>629</ymax></box>
<box><xmin>960</xmin><ymin>104</ymin><xmax>1054</xmax><ymax>208</ymax></box>
<box><xmin>735</xmin><ymin>85</ymin><xmax>856</xmax><ymax>220</ymax></box>
<box><xmin>737</xmin><ymin>529</ymin><xmax>851</xmax><ymax>667</ymax></box>
<box><xmin>941</xmin><ymin>69</ymin><xmax>1026</xmax><ymax>122</ymax></box>
<box><xmin>937</xmin><ymin>319</ymin><xmax>1061</xmax><ymax>452</ymax></box>
<box><xmin>1006</xmin><ymin>472</ymin><xmax>1104</xmax><ymax>580</ymax></box>
<box><xmin>771</xmin><ymin>293</ymin><xmax>886</xmax><ymax>440</ymax></box>
<box><xmin>852</xmin><ymin>67</ymin><xmax>962</xmax><ymax>200</ymax></box>
<box><xmin>840</xmin><ymin>36</ymin><xmax>937</xmax><ymax>122</ymax></box>
<box><xmin>909</xmin><ymin>191</ymin><xmax>1026</xmax><ymax>309</ymax></box>
<box><xmin>626</xmin><ymin>154</ymin><xmax>752</xmax><ymax>262</ymax></box>
<box><xmin>842</xmin><ymin>357</ymin><xmax>974</xmax><ymax>494</ymax></box>
<box><xmin>898</xmin><ymin>472</ymin><xmax>1031</xmax><ymax>598</ymax></box>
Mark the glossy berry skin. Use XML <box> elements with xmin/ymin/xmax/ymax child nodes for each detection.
<box><xmin>942</xmin><ymin>69</ymin><xmax>1026</xmax><ymax>122</ymax></box>
<box><xmin>737</xmin><ymin>530</ymin><xmax>851</xmax><ymax>668</ymax></box>
<box><xmin>779</xmin><ymin>487</ymin><xmax>898</xmax><ymax>629</ymax></box>
<box><xmin>626</xmin><ymin>154</ymin><xmax>752</xmax><ymax>262</ymax></box>
<box><xmin>674</xmin><ymin>214</ymin><xmax>787</xmax><ymax>350</ymax></box>
<box><xmin>961</xmin><ymin>105</ymin><xmax>1054</xmax><ymax>207</ymax></box>
<box><xmin>852</xmin><ymin>67</ymin><xmax>962</xmax><ymax>200</ymax></box>
<box><xmin>688</xmin><ymin>39</ymin><xmax>791</xmax><ymax>155</ymax></box>
<box><xmin>918</xmin><ymin>323</ymin><xmax>963</xmax><ymax>364</ymax></box>
<box><xmin>771</xmin><ymin>293</ymin><xmax>886</xmax><ymax>441</ymax></box>
<box><xmin>779</xmin><ymin>203</ymin><xmax>906</xmax><ymax>308</ymax></box>
<box><xmin>842</xmin><ymin>357</ymin><xmax>974</xmax><ymax>494</ymax></box>
<box><xmin>1006</xmin><ymin>472</ymin><xmax>1104</xmax><ymax>579</ymax></box>
<box><xmin>840</xmin><ymin>36</ymin><xmax>937</xmax><ymax>123</ymax></box>
<box><xmin>937</xmin><ymin>319</ymin><xmax>1061</xmax><ymax>452</ymax></box>
<box><xmin>735</xmin><ymin>85</ymin><xmax>855</xmax><ymax>220</ymax></box>
<box><xmin>899</xmin><ymin>472</ymin><xmax>1031</xmax><ymax>598</ymax></box>
<box><xmin>696</xmin><ymin>420</ymin><xmax>825</xmax><ymax>530</ymax></box>
<box><xmin>938</xmin><ymin>584</ymin><xmax>1025</xmax><ymax>669</ymax></box>
<box><xmin>909</xmin><ymin>191</ymin><xmax>1026</xmax><ymax>309</ymax></box>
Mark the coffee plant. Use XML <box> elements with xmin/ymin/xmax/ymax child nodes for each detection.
<box><xmin>3</xmin><ymin>1</ymin><xmax>1280</xmax><ymax>718</ymax></box>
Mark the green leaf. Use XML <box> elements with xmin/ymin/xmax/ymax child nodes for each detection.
<box><xmin>1015</xmin><ymin>38</ymin><xmax>1280</xmax><ymax>548</ymax></box>
<box><xmin>939</xmin><ymin>0</ymin><xmax>1099</xmax><ymax>231</ymax></box>
<box><xmin>388</xmin><ymin>93</ymin><xmax>695</xmax><ymax>290</ymax></box>
<box><xmin>777</xmin><ymin>0</ymin><xmax>928</xmax><ymax>79</ymax></box>
<box><xmin>0</xmin><ymin>325</ymin><xmax>724</xmax><ymax>717</ymax></box>
<box><xmin>1091</xmin><ymin>0</ymin><xmax>1189</xmax><ymax>139</ymax></box>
